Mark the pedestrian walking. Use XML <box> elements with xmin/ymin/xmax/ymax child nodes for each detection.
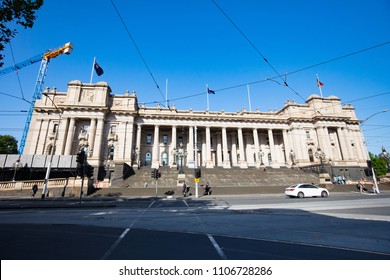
<box><xmin>31</xmin><ymin>184</ymin><xmax>38</xmax><ymax>197</ymax></box>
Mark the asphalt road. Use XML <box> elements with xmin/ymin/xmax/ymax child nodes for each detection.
<box><xmin>0</xmin><ymin>192</ymin><xmax>390</xmax><ymax>260</ymax></box>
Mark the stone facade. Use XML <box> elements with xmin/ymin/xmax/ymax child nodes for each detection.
<box><xmin>24</xmin><ymin>80</ymin><xmax>369</xmax><ymax>179</ymax></box>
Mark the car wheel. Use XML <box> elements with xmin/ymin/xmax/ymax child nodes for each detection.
<box><xmin>321</xmin><ymin>191</ymin><xmax>328</xmax><ymax>198</ymax></box>
<box><xmin>297</xmin><ymin>192</ymin><xmax>304</xmax><ymax>198</ymax></box>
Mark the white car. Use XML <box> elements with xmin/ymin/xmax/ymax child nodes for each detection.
<box><xmin>285</xmin><ymin>183</ymin><xmax>329</xmax><ymax>198</ymax></box>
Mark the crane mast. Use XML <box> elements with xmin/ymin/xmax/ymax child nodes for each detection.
<box><xmin>18</xmin><ymin>42</ymin><xmax>73</xmax><ymax>154</ymax></box>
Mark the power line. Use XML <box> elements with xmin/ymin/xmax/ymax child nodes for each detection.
<box><xmin>0</xmin><ymin>91</ymin><xmax>31</xmax><ymax>103</ymax></box>
<box><xmin>210</xmin><ymin>0</ymin><xmax>306</xmax><ymax>102</ymax></box>
<box><xmin>141</xmin><ymin>41</ymin><xmax>390</xmax><ymax>107</ymax></box>
<box><xmin>109</xmin><ymin>0</ymin><xmax>166</xmax><ymax>103</ymax></box>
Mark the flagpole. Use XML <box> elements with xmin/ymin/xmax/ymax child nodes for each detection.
<box><xmin>247</xmin><ymin>84</ymin><xmax>252</xmax><ymax>112</ymax></box>
<box><xmin>316</xmin><ymin>74</ymin><xmax>323</xmax><ymax>98</ymax></box>
<box><xmin>90</xmin><ymin>57</ymin><xmax>96</xmax><ymax>84</ymax></box>
<box><xmin>206</xmin><ymin>84</ymin><xmax>209</xmax><ymax>111</ymax></box>
<box><xmin>165</xmin><ymin>78</ymin><xmax>168</xmax><ymax>107</ymax></box>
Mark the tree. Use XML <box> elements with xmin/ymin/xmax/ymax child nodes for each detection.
<box><xmin>0</xmin><ymin>0</ymin><xmax>44</xmax><ymax>67</ymax></box>
<box><xmin>370</xmin><ymin>153</ymin><xmax>387</xmax><ymax>177</ymax></box>
<box><xmin>0</xmin><ymin>135</ymin><xmax>18</xmax><ymax>154</ymax></box>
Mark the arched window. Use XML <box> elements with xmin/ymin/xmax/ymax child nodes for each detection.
<box><xmin>145</xmin><ymin>152</ymin><xmax>152</xmax><ymax>166</ymax></box>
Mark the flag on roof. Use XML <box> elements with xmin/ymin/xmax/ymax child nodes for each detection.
<box><xmin>316</xmin><ymin>77</ymin><xmax>324</xmax><ymax>87</ymax></box>
<box><xmin>207</xmin><ymin>88</ymin><xmax>215</xmax><ymax>94</ymax></box>
<box><xmin>94</xmin><ymin>61</ymin><xmax>104</xmax><ymax>76</ymax></box>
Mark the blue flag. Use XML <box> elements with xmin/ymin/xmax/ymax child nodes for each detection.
<box><xmin>94</xmin><ymin>61</ymin><xmax>104</xmax><ymax>76</ymax></box>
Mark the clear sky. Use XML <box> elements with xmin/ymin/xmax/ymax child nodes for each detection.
<box><xmin>0</xmin><ymin>0</ymin><xmax>389</xmax><ymax>155</ymax></box>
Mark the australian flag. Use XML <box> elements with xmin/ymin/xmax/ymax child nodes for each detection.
<box><xmin>94</xmin><ymin>61</ymin><xmax>104</xmax><ymax>76</ymax></box>
<box><xmin>207</xmin><ymin>88</ymin><xmax>215</xmax><ymax>94</ymax></box>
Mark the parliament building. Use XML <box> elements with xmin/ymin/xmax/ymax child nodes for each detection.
<box><xmin>23</xmin><ymin>80</ymin><xmax>369</xmax><ymax>181</ymax></box>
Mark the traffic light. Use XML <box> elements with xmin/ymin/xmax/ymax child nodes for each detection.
<box><xmin>76</xmin><ymin>150</ymin><xmax>86</xmax><ymax>164</ymax></box>
<box><xmin>76</xmin><ymin>165</ymin><xmax>83</xmax><ymax>177</ymax></box>
<box><xmin>364</xmin><ymin>168</ymin><xmax>373</xmax><ymax>176</ymax></box>
<box><xmin>194</xmin><ymin>168</ymin><xmax>201</xmax><ymax>178</ymax></box>
<box><xmin>85</xmin><ymin>165</ymin><xmax>94</xmax><ymax>178</ymax></box>
<box><xmin>151</xmin><ymin>168</ymin><xmax>159</xmax><ymax>179</ymax></box>
<box><xmin>367</xmin><ymin>160</ymin><xmax>373</xmax><ymax>170</ymax></box>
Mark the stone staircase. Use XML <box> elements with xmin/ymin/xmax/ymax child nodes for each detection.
<box><xmin>112</xmin><ymin>166</ymin><xmax>318</xmax><ymax>189</ymax></box>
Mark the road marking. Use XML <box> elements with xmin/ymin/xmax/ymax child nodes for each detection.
<box><xmin>101</xmin><ymin>227</ymin><xmax>131</xmax><ymax>260</ymax></box>
<box><xmin>100</xmin><ymin>200</ymin><xmax>156</xmax><ymax>259</ymax></box>
<box><xmin>207</xmin><ymin>234</ymin><xmax>228</xmax><ymax>260</ymax></box>
<box><xmin>183</xmin><ymin>199</ymin><xmax>228</xmax><ymax>259</ymax></box>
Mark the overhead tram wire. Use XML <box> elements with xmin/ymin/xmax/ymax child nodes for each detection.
<box><xmin>9</xmin><ymin>42</ymin><xmax>27</xmax><ymax>102</ymax></box>
<box><xmin>210</xmin><ymin>0</ymin><xmax>306</xmax><ymax>102</ymax></box>
<box><xmin>140</xmin><ymin>40</ymin><xmax>390</xmax><ymax>107</ymax></box>
<box><xmin>109</xmin><ymin>0</ymin><xmax>166</xmax><ymax>104</ymax></box>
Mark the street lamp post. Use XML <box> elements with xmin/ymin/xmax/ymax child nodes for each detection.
<box><xmin>379</xmin><ymin>146</ymin><xmax>390</xmax><ymax>173</ymax></box>
<box><xmin>360</xmin><ymin>109</ymin><xmax>388</xmax><ymax>194</ymax></box>
<box><xmin>41</xmin><ymin>92</ymin><xmax>62</xmax><ymax>199</ymax></box>
<box><xmin>258</xmin><ymin>150</ymin><xmax>264</xmax><ymax>166</ymax></box>
<box><xmin>290</xmin><ymin>150</ymin><xmax>295</xmax><ymax>167</ymax></box>
<box><xmin>177</xmin><ymin>143</ymin><xmax>187</xmax><ymax>174</ymax></box>
<box><xmin>12</xmin><ymin>156</ymin><xmax>23</xmax><ymax>181</ymax></box>
<box><xmin>315</xmin><ymin>147</ymin><xmax>326</xmax><ymax>173</ymax></box>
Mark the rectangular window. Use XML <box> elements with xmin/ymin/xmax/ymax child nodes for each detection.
<box><xmin>306</xmin><ymin>130</ymin><xmax>310</xmax><ymax>139</ymax></box>
<box><xmin>163</xmin><ymin>135</ymin><xmax>168</xmax><ymax>144</ymax></box>
<box><xmin>146</xmin><ymin>134</ymin><xmax>152</xmax><ymax>144</ymax></box>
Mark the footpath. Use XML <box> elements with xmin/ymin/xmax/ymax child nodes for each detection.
<box><xmin>0</xmin><ymin>183</ymin><xmax>389</xmax><ymax>210</ymax></box>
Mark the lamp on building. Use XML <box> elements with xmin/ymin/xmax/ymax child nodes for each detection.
<box><xmin>290</xmin><ymin>150</ymin><xmax>295</xmax><ymax>166</ymax></box>
<box><xmin>379</xmin><ymin>146</ymin><xmax>390</xmax><ymax>173</ymax></box>
<box><xmin>315</xmin><ymin>147</ymin><xmax>326</xmax><ymax>173</ymax></box>
<box><xmin>172</xmin><ymin>143</ymin><xmax>187</xmax><ymax>174</ymax></box>
<box><xmin>12</xmin><ymin>156</ymin><xmax>23</xmax><ymax>181</ymax></box>
<box><xmin>258</xmin><ymin>150</ymin><xmax>264</xmax><ymax>166</ymax></box>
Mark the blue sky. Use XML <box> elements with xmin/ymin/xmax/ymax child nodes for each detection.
<box><xmin>0</xmin><ymin>0</ymin><xmax>389</xmax><ymax>155</ymax></box>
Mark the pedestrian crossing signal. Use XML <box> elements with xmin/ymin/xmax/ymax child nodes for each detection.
<box><xmin>194</xmin><ymin>168</ymin><xmax>201</xmax><ymax>178</ymax></box>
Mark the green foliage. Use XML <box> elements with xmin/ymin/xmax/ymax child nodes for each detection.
<box><xmin>0</xmin><ymin>135</ymin><xmax>18</xmax><ymax>154</ymax></box>
<box><xmin>0</xmin><ymin>0</ymin><xmax>44</xmax><ymax>67</ymax></box>
<box><xmin>370</xmin><ymin>153</ymin><xmax>387</xmax><ymax>177</ymax></box>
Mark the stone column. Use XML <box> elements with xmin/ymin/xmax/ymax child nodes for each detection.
<box><xmin>134</xmin><ymin>124</ymin><xmax>142</xmax><ymax>167</ymax></box>
<box><xmin>253</xmin><ymin>128</ymin><xmax>260</xmax><ymax>168</ymax></box>
<box><xmin>216</xmin><ymin>132</ymin><xmax>222</xmax><ymax>166</ymax></box>
<box><xmin>222</xmin><ymin>127</ymin><xmax>231</xmax><ymax>168</ymax></box>
<box><xmin>238</xmin><ymin>128</ymin><xmax>248</xmax><ymax>168</ymax></box>
<box><xmin>231</xmin><ymin>132</ymin><xmax>238</xmax><ymax>167</ymax></box>
<box><xmin>89</xmin><ymin>118</ymin><xmax>97</xmax><ymax>154</ymax></box>
<box><xmin>92</xmin><ymin>118</ymin><xmax>104</xmax><ymax>160</ymax></box>
<box><xmin>187</xmin><ymin>126</ymin><xmax>194</xmax><ymax>164</ymax></box>
<box><xmin>282</xmin><ymin>129</ymin><xmax>292</xmax><ymax>165</ymax></box>
<box><xmin>152</xmin><ymin>125</ymin><xmax>160</xmax><ymax>168</ymax></box>
<box><xmin>54</xmin><ymin>117</ymin><xmax>67</xmax><ymax>155</ymax></box>
<box><xmin>268</xmin><ymin>129</ymin><xmax>276</xmax><ymax>167</ymax></box>
<box><xmin>64</xmin><ymin>118</ymin><xmax>76</xmax><ymax>155</ymax></box>
<box><xmin>170</xmin><ymin>126</ymin><xmax>177</xmax><ymax>166</ymax></box>
<box><xmin>337</xmin><ymin>127</ymin><xmax>351</xmax><ymax>160</ymax></box>
<box><xmin>205</xmin><ymin>127</ymin><xmax>213</xmax><ymax>168</ymax></box>
<box><xmin>125</xmin><ymin>122</ymin><xmax>134</xmax><ymax>162</ymax></box>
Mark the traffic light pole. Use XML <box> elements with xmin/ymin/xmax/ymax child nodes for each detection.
<box><xmin>194</xmin><ymin>125</ymin><xmax>199</xmax><ymax>198</ymax></box>
<box><xmin>155</xmin><ymin>178</ymin><xmax>158</xmax><ymax>198</ymax></box>
<box><xmin>79</xmin><ymin>151</ymin><xmax>86</xmax><ymax>204</ymax></box>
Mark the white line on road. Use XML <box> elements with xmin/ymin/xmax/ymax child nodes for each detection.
<box><xmin>207</xmin><ymin>234</ymin><xmax>228</xmax><ymax>260</ymax></box>
<box><xmin>100</xmin><ymin>199</ymin><xmax>157</xmax><ymax>260</ymax></box>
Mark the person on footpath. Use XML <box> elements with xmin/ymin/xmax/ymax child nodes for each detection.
<box><xmin>31</xmin><ymin>184</ymin><xmax>38</xmax><ymax>197</ymax></box>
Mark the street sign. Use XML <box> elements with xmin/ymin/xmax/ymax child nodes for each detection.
<box><xmin>194</xmin><ymin>178</ymin><xmax>200</xmax><ymax>183</ymax></box>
